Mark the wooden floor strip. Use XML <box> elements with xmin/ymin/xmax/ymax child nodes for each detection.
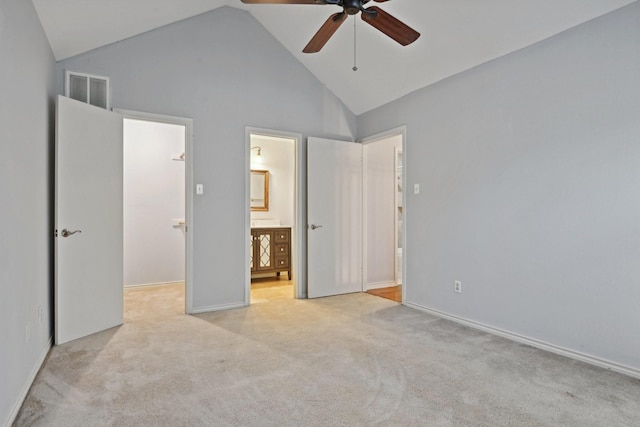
<box><xmin>367</xmin><ymin>285</ymin><xmax>402</xmax><ymax>303</ymax></box>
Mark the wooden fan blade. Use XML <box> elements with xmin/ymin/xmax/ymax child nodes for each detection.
<box><xmin>241</xmin><ymin>0</ymin><xmax>327</xmax><ymax>4</ymax></box>
<box><xmin>361</xmin><ymin>6</ymin><xmax>420</xmax><ymax>46</ymax></box>
<box><xmin>303</xmin><ymin>13</ymin><xmax>347</xmax><ymax>53</ymax></box>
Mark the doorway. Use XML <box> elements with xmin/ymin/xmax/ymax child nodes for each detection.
<box><xmin>362</xmin><ymin>128</ymin><xmax>406</xmax><ymax>303</ymax></box>
<box><xmin>245</xmin><ymin>129</ymin><xmax>302</xmax><ymax>304</ymax></box>
<box><xmin>118</xmin><ymin>110</ymin><xmax>194</xmax><ymax>316</ymax></box>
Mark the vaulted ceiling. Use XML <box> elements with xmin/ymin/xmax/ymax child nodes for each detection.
<box><xmin>32</xmin><ymin>0</ymin><xmax>637</xmax><ymax>114</ymax></box>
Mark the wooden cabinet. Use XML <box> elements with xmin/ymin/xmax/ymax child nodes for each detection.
<box><xmin>250</xmin><ymin>227</ymin><xmax>291</xmax><ymax>280</ymax></box>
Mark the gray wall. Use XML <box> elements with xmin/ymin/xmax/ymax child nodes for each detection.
<box><xmin>57</xmin><ymin>7</ymin><xmax>356</xmax><ymax>310</ymax></box>
<box><xmin>358</xmin><ymin>3</ymin><xmax>640</xmax><ymax>371</ymax></box>
<box><xmin>0</xmin><ymin>0</ymin><xmax>56</xmax><ymax>423</ymax></box>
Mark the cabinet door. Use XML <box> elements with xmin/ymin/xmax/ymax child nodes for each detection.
<box><xmin>255</xmin><ymin>230</ymin><xmax>274</xmax><ymax>272</ymax></box>
<box><xmin>250</xmin><ymin>233</ymin><xmax>256</xmax><ymax>272</ymax></box>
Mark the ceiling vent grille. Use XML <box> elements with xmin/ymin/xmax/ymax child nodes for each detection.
<box><xmin>65</xmin><ymin>71</ymin><xmax>110</xmax><ymax>110</ymax></box>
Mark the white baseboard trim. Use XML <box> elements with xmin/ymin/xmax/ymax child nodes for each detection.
<box><xmin>3</xmin><ymin>337</ymin><xmax>52</xmax><ymax>427</ymax></box>
<box><xmin>124</xmin><ymin>280</ymin><xmax>184</xmax><ymax>289</ymax></box>
<box><xmin>189</xmin><ymin>301</ymin><xmax>246</xmax><ymax>314</ymax></box>
<box><xmin>404</xmin><ymin>301</ymin><xmax>640</xmax><ymax>380</ymax></box>
<box><xmin>366</xmin><ymin>281</ymin><xmax>397</xmax><ymax>291</ymax></box>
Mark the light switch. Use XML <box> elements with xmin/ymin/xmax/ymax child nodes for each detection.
<box><xmin>196</xmin><ymin>184</ymin><xmax>204</xmax><ymax>195</ymax></box>
<box><xmin>414</xmin><ymin>184</ymin><xmax>420</xmax><ymax>195</ymax></box>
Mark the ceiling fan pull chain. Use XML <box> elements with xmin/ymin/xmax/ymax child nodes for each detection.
<box><xmin>353</xmin><ymin>16</ymin><xmax>358</xmax><ymax>72</ymax></box>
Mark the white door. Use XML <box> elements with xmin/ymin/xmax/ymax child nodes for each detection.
<box><xmin>55</xmin><ymin>95</ymin><xmax>123</xmax><ymax>345</ymax></box>
<box><xmin>307</xmin><ymin>137</ymin><xmax>363</xmax><ymax>298</ymax></box>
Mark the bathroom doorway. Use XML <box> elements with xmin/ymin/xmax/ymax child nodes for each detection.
<box><xmin>119</xmin><ymin>110</ymin><xmax>194</xmax><ymax>318</ymax></box>
<box><xmin>245</xmin><ymin>129</ymin><xmax>301</xmax><ymax>304</ymax></box>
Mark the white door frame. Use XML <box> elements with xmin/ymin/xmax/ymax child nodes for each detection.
<box><xmin>394</xmin><ymin>145</ymin><xmax>403</xmax><ymax>286</ymax></box>
<box><xmin>245</xmin><ymin>128</ymin><xmax>304</xmax><ymax>304</ymax></box>
<box><xmin>115</xmin><ymin>109</ymin><xmax>195</xmax><ymax>313</ymax></box>
<box><xmin>360</xmin><ymin>126</ymin><xmax>407</xmax><ymax>303</ymax></box>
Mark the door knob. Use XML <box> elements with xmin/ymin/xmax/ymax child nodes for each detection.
<box><xmin>310</xmin><ymin>224</ymin><xmax>323</xmax><ymax>230</ymax></box>
<box><xmin>61</xmin><ymin>229</ymin><xmax>82</xmax><ymax>238</ymax></box>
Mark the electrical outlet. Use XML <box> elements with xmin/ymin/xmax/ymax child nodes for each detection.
<box><xmin>454</xmin><ymin>280</ymin><xmax>462</xmax><ymax>294</ymax></box>
<box><xmin>26</xmin><ymin>322</ymin><xmax>31</xmax><ymax>343</ymax></box>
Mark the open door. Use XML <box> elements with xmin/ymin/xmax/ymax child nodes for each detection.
<box><xmin>55</xmin><ymin>95</ymin><xmax>123</xmax><ymax>345</ymax></box>
<box><xmin>307</xmin><ymin>137</ymin><xmax>362</xmax><ymax>298</ymax></box>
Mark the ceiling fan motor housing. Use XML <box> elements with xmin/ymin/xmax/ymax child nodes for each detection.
<box><xmin>343</xmin><ymin>0</ymin><xmax>362</xmax><ymax>15</ymax></box>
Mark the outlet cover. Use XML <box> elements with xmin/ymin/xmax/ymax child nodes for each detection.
<box><xmin>454</xmin><ymin>280</ymin><xmax>462</xmax><ymax>293</ymax></box>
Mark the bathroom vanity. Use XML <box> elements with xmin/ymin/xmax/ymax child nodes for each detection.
<box><xmin>250</xmin><ymin>227</ymin><xmax>291</xmax><ymax>280</ymax></box>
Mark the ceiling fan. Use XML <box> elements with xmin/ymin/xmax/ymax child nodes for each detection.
<box><xmin>240</xmin><ymin>0</ymin><xmax>420</xmax><ymax>53</ymax></box>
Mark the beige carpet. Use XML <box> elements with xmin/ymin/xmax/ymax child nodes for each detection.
<box><xmin>15</xmin><ymin>285</ymin><xmax>640</xmax><ymax>426</ymax></box>
<box><xmin>123</xmin><ymin>283</ymin><xmax>185</xmax><ymax>321</ymax></box>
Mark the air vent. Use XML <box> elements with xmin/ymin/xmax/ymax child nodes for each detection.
<box><xmin>65</xmin><ymin>71</ymin><xmax>110</xmax><ymax>110</ymax></box>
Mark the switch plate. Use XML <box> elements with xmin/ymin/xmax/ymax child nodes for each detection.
<box><xmin>414</xmin><ymin>184</ymin><xmax>420</xmax><ymax>195</ymax></box>
<box><xmin>196</xmin><ymin>184</ymin><xmax>204</xmax><ymax>195</ymax></box>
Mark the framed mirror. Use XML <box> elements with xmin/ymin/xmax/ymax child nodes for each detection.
<box><xmin>250</xmin><ymin>169</ymin><xmax>269</xmax><ymax>211</ymax></box>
